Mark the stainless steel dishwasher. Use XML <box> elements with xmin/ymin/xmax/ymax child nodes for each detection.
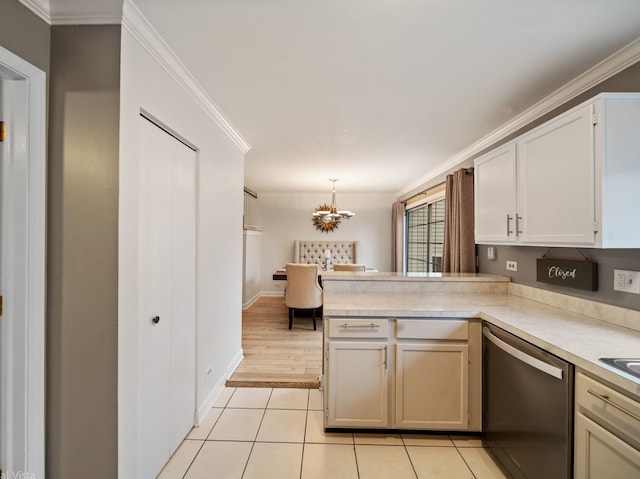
<box><xmin>483</xmin><ymin>324</ymin><xmax>574</xmax><ymax>479</ymax></box>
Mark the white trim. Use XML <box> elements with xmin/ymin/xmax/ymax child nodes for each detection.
<box><xmin>16</xmin><ymin>0</ymin><xmax>50</xmax><ymax>24</ymax></box>
<box><xmin>121</xmin><ymin>0</ymin><xmax>251</xmax><ymax>154</ymax></box>
<box><xmin>242</xmin><ymin>292</ymin><xmax>262</xmax><ymax>310</ymax></box>
<box><xmin>397</xmin><ymin>37</ymin><xmax>640</xmax><ymax>198</ymax></box>
<box><xmin>17</xmin><ymin>0</ymin><xmax>122</xmax><ymax>25</ymax></box>
<box><xmin>0</xmin><ymin>45</ymin><xmax>46</xmax><ymax>479</ymax></box>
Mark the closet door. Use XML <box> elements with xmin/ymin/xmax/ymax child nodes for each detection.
<box><xmin>137</xmin><ymin>117</ymin><xmax>196</xmax><ymax>479</ymax></box>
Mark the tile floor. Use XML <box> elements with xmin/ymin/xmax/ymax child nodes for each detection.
<box><xmin>158</xmin><ymin>387</ymin><xmax>509</xmax><ymax>479</ymax></box>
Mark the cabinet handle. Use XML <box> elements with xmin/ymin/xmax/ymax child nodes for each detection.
<box><xmin>516</xmin><ymin>214</ymin><xmax>523</xmax><ymax>236</ymax></box>
<box><xmin>506</xmin><ymin>214</ymin><xmax>513</xmax><ymax>236</ymax></box>
<box><xmin>587</xmin><ymin>389</ymin><xmax>640</xmax><ymax>422</ymax></box>
<box><xmin>341</xmin><ymin>323</ymin><xmax>380</xmax><ymax>329</ymax></box>
<box><xmin>382</xmin><ymin>345</ymin><xmax>388</xmax><ymax>371</ymax></box>
<box><xmin>151</xmin><ymin>315</ymin><xmax>160</xmax><ymax>324</ymax></box>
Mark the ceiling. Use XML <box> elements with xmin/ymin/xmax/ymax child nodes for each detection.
<box><xmin>25</xmin><ymin>0</ymin><xmax>640</xmax><ymax>196</ymax></box>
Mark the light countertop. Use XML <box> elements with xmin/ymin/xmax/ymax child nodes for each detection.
<box><xmin>323</xmin><ymin>288</ymin><xmax>640</xmax><ymax>399</ymax></box>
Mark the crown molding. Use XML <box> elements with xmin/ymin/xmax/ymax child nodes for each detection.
<box><xmin>397</xmin><ymin>36</ymin><xmax>640</xmax><ymax>199</ymax></box>
<box><xmin>121</xmin><ymin>0</ymin><xmax>251</xmax><ymax>154</ymax></box>
<box><xmin>18</xmin><ymin>0</ymin><xmax>50</xmax><ymax>23</ymax></box>
<box><xmin>18</xmin><ymin>0</ymin><xmax>121</xmax><ymax>25</ymax></box>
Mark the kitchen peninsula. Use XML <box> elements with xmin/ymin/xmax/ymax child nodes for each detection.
<box><xmin>321</xmin><ymin>271</ymin><xmax>640</xmax><ymax>476</ymax></box>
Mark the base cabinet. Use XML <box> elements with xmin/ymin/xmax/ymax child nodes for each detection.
<box><xmin>326</xmin><ymin>341</ymin><xmax>389</xmax><ymax>428</ymax></box>
<box><xmin>395</xmin><ymin>343</ymin><xmax>468</xmax><ymax>429</ymax></box>
<box><xmin>324</xmin><ymin>317</ymin><xmax>480</xmax><ymax>431</ymax></box>
<box><xmin>574</xmin><ymin>372</ymin><xmax>640</xmax><ymax>478</ymax></box>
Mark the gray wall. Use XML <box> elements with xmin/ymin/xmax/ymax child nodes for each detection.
<box><xmin>0</xmin><ymin>0</ymin><xmax>50</xmax><ymax>73</ymax></box>
<box><xmin>478</xmin><ymin>245</ymin><xmax>640</xmax><ymax>311</ymax></box>
<box><xmin>476</xmin><ymin>61</ymin><xmax>640</xmax><ymax>312</ymax></box>
<box><xmin>48</xmin><ymin>25</ymin><xmax>120</xmax><ymax>479</ymax></box>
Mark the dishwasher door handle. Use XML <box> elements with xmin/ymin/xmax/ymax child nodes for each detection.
<box><xmin>483</xmin><ymin>327</ymin><xmax>564</xmax><ymax>380</ymax></box>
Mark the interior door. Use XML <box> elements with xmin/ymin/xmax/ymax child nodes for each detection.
<box><xmin>137</xmin><ymin>116</ymin><xmax>196</xmax><ymax>479</ymax></box>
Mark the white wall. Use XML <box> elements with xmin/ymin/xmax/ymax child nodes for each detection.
<box><xmin>243</xmin><ymin>230</ymin><xmax>262</xmax><ymax>308</ymax></box>
<box><xmin>118</xmin><ymin>9</ymin><xmax>245</xmax><ymax>476</ymax></box>
<box><xmin>259</xmin><ymin>192</ymin><xmax>395</xmax><ymax>295</ymax></box>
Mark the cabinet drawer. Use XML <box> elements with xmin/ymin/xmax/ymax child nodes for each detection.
<box><xmin>576</xmin><ymin>372</ymin><xmax>640</xmax><ymax>446</ymax></box>
<box><xmin>328</xmin><ymin>318</ymin><xmax>389</xmax><ymax>338</ymax></box>
<box><xmin>396</xmin><ymin>319</ymin><xmax>468</xmax><ymax>340</ymax></box>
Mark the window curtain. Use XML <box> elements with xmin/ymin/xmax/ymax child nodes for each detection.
<box><xmin>443</xmin><ymin>168</ymin><xmax>475</xmax><ymax>273</ymax></box>
<box><xmin>391</xmin><ymin>201</ymin><xmax>405</xmax><ymax>272</ymax></box>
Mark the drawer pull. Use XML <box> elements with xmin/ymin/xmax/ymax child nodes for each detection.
<box><xmin>587</xmin><ymin>389</ymin><xmax>640</xmax><ymax>422</ymax></box>
<box><xmin>341</xmin><ymin>323</ymin><xmax>380</xmax><ymax>329</ymax></box>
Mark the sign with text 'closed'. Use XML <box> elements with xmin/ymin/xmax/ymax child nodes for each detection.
<box><xmin>536</xmin><ymin>258</ymin><xmax>598</xmax><ymax>291</ymax></box>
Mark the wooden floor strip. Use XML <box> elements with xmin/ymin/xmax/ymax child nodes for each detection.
<box><xmin>226</xmin><ymin>296</ymin><xmax>323</xmax><ymax>389</ymax></box>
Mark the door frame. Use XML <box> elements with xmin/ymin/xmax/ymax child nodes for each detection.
<box><xmin>0</xmin><ymin>46</ymin><xmax>46</xmax><ymax>478</ymax></box>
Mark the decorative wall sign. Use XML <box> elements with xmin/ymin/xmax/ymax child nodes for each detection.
<box><xmin>536</xmin><ymin>258</ymin><xmax>598</xmax><ymax>291</ymax></box>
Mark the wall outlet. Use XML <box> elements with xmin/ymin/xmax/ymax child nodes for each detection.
<box><xmin>613</xmin><ymin>269</ymin><xmax>640</xmax><ymax>294</ymax></box>
<box><xmin>506</xmin><ymin>260</ymin><xmax>518</xmax><ymax>272</ymax></box>
<box><xmin>487</xmin><ymin>247</ymin><xmax>496</xmax><ymax>260</ymax></box>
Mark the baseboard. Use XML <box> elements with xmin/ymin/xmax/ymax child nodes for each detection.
<box><xmin>260</xmin><ymin>291</ymin><xmax>285</xmax><ymax>298</ymax></box>
<box><xmin>242</xmin><ymin>292</ymin><xmax>261</xmax><ymax>310</ymax></box>
<box><xmin>195</xmin><ymin>347</ymin><xmax>244</xmax><ymax>424</ymax></box>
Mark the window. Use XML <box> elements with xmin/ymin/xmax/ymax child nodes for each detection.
<box><xmin>405</xmin><ymin>198</ymin><xmax>445</xmax><ymax>273</ymax></box>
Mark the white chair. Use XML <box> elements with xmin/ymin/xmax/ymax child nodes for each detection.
<box><xmin>333</xmin><ymin>263</ymin><xmax>366</xmax><ymax>272</ymax></box>
<box><xmin>284</xmin><ymin>263</ymin><xmax>323</xmax><ymax>330</ymax></box>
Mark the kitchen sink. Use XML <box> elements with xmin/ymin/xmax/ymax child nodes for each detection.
<box><xmin>600</xmin><ymin>358</ymin><xmax>640</xmax><ymax>380</ymax></box>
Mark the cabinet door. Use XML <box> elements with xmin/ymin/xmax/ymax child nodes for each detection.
<box><xmin>395</xmin><ymin>343</ymin><xmax>468</xmax><ymax>430</ymax></box>
<box><xmin>516</xmin><ymin>104</ymin><xmax>596</xmax><ymax>245</ymax></box>
<box><xmin>575</xmin><ymin>412</ymin><xmax>640</xmax><ymax>479</ymax></box>
<box><xmin>326</xmin><ymin>341</ymin><xmax>388</xmax><ymax>428</ymax></box>
<box><xmin>474</xmin><ymin>142</ymin><xmax>517</xmax><ymax>243</ymax></box>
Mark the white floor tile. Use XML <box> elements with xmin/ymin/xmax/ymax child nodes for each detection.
<box><xmin>402</xmin><ymin>433</ymin><xmax>454</xmax><ymax>447</ymax></box>
<box><xmin>186</xmin><ymin>407</ymin><xmax>223</xmax><ymax>440</ymax></box>
<box><xmin>268</xmin><ymin>388</ymin><xmax>310</xmax><ymax>410</ymax></box>
<box><xmin>308</xmin><ymin>389</ymin><xmax>324</xmax><ymax>411</ymax></box>
<box><xmin>243</xmin><ymin>442</ymin><xmax>303</xmax><ymax>479</ymax></box>
<box><xmin>301</xmin><ymin>443</ymin><xmax>359</xmax><ymax>479</ymax></box>
<box><xmin>354</xmin><ymin>432</ymin><xmax>403</xmax><ymax>445</ymax></box>
<box><xmin>450</xmin><ymin>434</ymin><xmax>484</xmax><ymax>447</ymax></box>
<box><xmin>355</xmin><ymin>444</ymin><xmax>417</xmax><ymax>479</ymax></box>
<box><xmin>256</xmin><ymin>409</ymin><xmax>307</xmax><ymax>443</ymax></box>
<box><xmin>457</xmin><ymin>447</ymin><xmax>510</xmax><ymax>479</ymax></box>
<box><xmin>407</xmin><ymin>446</ymin><xmax>474</xmax><ymax>479</ymax></box>
<box><xmin>212</xmin><ymin>387</ymin><xmax>236</xmax><ymax>408</ymax></box>
<box><xmin>157</xmin><ymin>439</ymin><xmax>203</xmax><ymax>479</ymax></box>
<box><xmin>207</xmin><ymin>408</ymin><xmax>264</xmax><ymax>441</ymax></box>
<box><xmin>227</xmin><ymin>387</ymin><xmax>272</xmax><ymax>408</ymax></box>
<box><xmin>183</xmin><ymin>441</ymin><xmax>252</xmax><ymax>479</ymax></box>
<box><xmin>305</xmin><ymin>410</ymin><xmax>353</xmax><ymax>444</ymax></box>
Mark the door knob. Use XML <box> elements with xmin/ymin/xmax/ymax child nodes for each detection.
<box><xmin>152</xmin><ymin>315</ymin><xmax>160</xmax><ymax>324</ymax></box>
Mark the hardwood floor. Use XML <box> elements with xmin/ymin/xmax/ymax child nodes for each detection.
<box><xmin>226</xmin><ymin>296</ymin><xmax>323</xmax><ymax>388</ymax></box>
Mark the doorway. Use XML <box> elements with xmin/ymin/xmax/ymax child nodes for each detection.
<box><xmin>0</xmin><ymin>47</ymin><xmax>46</xmax><ymax>477</ymax></box>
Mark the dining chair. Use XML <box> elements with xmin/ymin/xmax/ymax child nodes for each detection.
<box><xmin>333</xmin><ymin>263</ymin><xmax>366</xmax><ymax>272</ymax></box>
<box><xmin>284</xmin><ymin>263</ymin><xmax>323</xmax><ymax>330</ymax></box>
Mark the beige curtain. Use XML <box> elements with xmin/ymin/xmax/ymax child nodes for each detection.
<box><xmin>391</xmin><ymin>201</ymin><xmax>405</xmax><ymax>272</ymax></box>
<box><xmin>443</xmin><ymin>168</ymin><xmax>475</xmax><ymax>273</ymax></box>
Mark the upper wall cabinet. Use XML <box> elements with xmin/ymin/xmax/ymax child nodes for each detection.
<box><xmin>474</xmin><ymin>93</ymin><xmax>640</xmax><ymax>248</ymax></box>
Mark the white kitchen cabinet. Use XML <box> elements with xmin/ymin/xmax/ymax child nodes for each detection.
<box><xmin>326</xmin><ymin>340</ymin><xmax>389</xmax><ymax>428</ymax></box>
<box><xmin>474</xmin><ymin>93</ymin><xmax>640</xmax><ymax>248</ymax></box>
<box><xmin>474</xmin><ymin>142</ymin><xmax>517</xmax><ymax>243</ymax></box>
<box><xmin>574</xmin><ymin>372</ymin><xmax>640</xmax><ymax>478</ymax></box>
<box><xmin>395</xmin><ymin>343</ymin><xmax>468</xmax><ymax>429</ymax></box>
<box><xmin>324</xmin><ymin>317</ymin><xmax>480</xmax><ymax>431</ymax></box>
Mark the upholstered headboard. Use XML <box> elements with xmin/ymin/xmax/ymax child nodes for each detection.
<box><xmin>293</xmin><ymin>240</ymin><xmax>359</xmax><ymax>266</ymax></box>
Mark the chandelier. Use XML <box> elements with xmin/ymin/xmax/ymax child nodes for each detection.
<box><xmin>312</xmin><ymin>179</ymin><xmax>355</xmax><ymax>232</ymax></box>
